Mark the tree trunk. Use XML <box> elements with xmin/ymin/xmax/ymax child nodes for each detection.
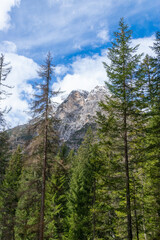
<box><xmin>124</xmin><ymin>105</ymin><xmax>132</xmax><ymax>240</ymax></box>
<box><xmin>39</xmin><ymin>123</ymin><xmax>47</xmax><ymax>240</ymax></box>
<box><xmin>133</xmin><ymin>179</ymin><xmax>139</xmax><ymax>240</ymax></box>
<box><xmin>92</xmin><ymin>179</ymin><xmax>96</xmax><ymax>240</ymax></box>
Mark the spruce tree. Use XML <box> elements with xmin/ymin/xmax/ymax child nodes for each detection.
<box><xmin>145</xmin><ymin>32</ymin><xmax>160</xmax><ymax>238</ymax></box>
<box><xmin>67</xmin><ymin>128</ymin><xmax>106</xmax><ymax>240</ymax></box>
<box><xmin>67</xmin><ymin>129</ymin><xmax>95</xmax><ymax>240</ymax></box>
<box><xmin>45</xmin><ymin>147</ymin><xmax>69</xmax><ymax>240</ymax></box>
<box><xmin>97</xmin><ymin>18</ymin><xmax>142</xmax><ymax>240</ymax></box>
<box><xmin>15</xmin><ymin>165</ymin><xmax>41</xmax><ymax>240</ymax></box>
<box><xmin>0</xmin><ymin>146</ymin><xmax>23</xmax><ymax>240</ymax></box>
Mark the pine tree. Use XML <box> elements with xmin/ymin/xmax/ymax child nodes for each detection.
<box><xmin>0</xmin><ymin>146</ymin><xmax>23</xmax><ymax>240</ymax></box>
<box><xmin>97</xmin><ymin>18</ymin><xmax>142</xmax><ymax>240</ymax></box>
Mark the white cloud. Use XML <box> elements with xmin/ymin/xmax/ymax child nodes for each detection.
<box><xmin>11</xmin><ymin>0</ymin><xmax>159</xmax><ymax>55</ymax></box>
<box><xmin>16</xmin><ymin>0</ymin><xmax>114</xmax><ymax>51</ymax></box>
<box><xmin>0</xmin><ymin>41</ymin><xmax>17</xmax><ymax>53</ymax></box>
<box><xmin>53</xmin><ymin>35</ymin><xmax>155</xmax><ymax>103</ymax></box>
<box><xmin>0</xmin><ymin>0</ymin><xmax>20</xmax><ymax>31</ymax></box>
<box><xmin>53</xmin><ymin>52</ymin><xmax>109</xmax><ymax>103</ymax></box>
<box><xmin>0</xmin><ymin>42</ymin><xmax>38</xmax><ymax>128</ymax></box>
<box><xmin>0</xmin><ymin>36</ymin><xmax>155</xmax><ymax>127</ymax></box>
<box><xmin>54</xmin><ymin>65</ymin><xmax>69</xmax><ymax>76</ymax></box>
<box><xmin>97</xmin><ymin>29</ymin><xmax>109</xmax><ymax>42</ymax></box>
<box><xmin>132</xmin><ymin>35</ymin><xmax>155</xmax><ymax>57</ymax></box>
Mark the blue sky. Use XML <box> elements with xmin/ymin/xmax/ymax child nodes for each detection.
<box><xmin>0</xmin><ymin>0</ymin><xmax>159</xmax><ymax>127</ymax></box>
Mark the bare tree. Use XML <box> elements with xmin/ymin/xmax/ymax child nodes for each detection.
<box><xmin>0</xmin><ymin>53</ymin><xmax>12</xmax><ymax>130</ymax></box>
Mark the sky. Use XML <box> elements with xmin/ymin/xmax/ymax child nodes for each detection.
<box><xmin>0</xmin><ymin>0</ymin><xmax>159</xmax><ymax>128</ymax></box>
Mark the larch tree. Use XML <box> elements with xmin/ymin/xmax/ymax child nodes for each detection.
<box><xmin>30</xmin><ymin>52</ymin><xmax>59</xmax><ymax>240</ymax></box>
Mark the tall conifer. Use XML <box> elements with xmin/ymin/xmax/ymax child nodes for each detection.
<box><xmin>98</xmin><ymin>18</ymin><xmax>142</xmax><ymax>240</ymax></box>
<box><xmin>30</xmin><ymin>52</ymin><xmax>59</xmax><ymax>240</ymax></box>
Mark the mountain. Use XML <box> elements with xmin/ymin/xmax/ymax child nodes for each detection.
<box><xmin>56</xmin><ymin>85</ymin><xmax>107</xmax><ymax>148</ymax></box>
<box><xmin>9</xmin><ymin>86</ymin><xmax>108</xmax><ymax>150</ymax></box>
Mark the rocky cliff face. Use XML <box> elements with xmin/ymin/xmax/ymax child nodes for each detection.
<box><xmin>56</xmin><ymin>85</ymin><xmax>107</xmax><ymax>148</ymax></box>
<box><xmin>9</xmin><ymin>86</ymin><xmax>108</xmax><ymax>150</ymax></box>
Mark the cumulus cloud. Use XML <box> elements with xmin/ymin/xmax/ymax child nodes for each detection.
<box><xmin>53</xmin><ymin>52</ymin><xmax>109</xmax><ymax>103</ymax></box>
<box><xmin>53</xmin><ymin>35</ymin><xmax>155</xmax><ymax>103</ymax></box>
<box><xmin>132</xmin><ymin>35</ymin><xmax>155</xmax><ymax>57</ymax></box>
<box><xmin>54</xmin><ymin>65</ymin><xmax>69</xmax><ymax>76</ymax></box>
<box><xmin>0</xmin><ymin>0</ymin><xmax>20</xmax><ymax>31</ymax></box>
<box><xmin>0</xmin><ymin>42</ymin><xmax>38</xmax><ymax>128</ymax></box>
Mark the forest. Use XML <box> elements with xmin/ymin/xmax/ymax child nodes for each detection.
<box><xmin>0</xmin><ymin>19</ymin><xmax>160</xmax><ymax>240</ymax></box>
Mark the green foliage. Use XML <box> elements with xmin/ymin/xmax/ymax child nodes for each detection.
<box><xmin>0</xmin><ymin>147</ymin><xmax>23</xmax><ymax>240</ymax></box>
<box><xmin>98</xmin><ymin>18</ymin><xmax>143</xmax><ymax>240</ymax></box>
<box><xmin>67</xmin><ymin>128</ymin><xmax>115</xmax><ymax>240</ymax></box>
<box><xmin>0</xmin><ymin>131</ymin><xmax>10</xmax><ymax>186</ymax></box>
<box><xmin>15</xmin><ymin>165</ymin><xmax>41</xmax><ymax>240</ymax></box>
<box><xmin>45</xmin><ymin>146</ymin><xmax>70</xmax><ymax>240</ymax></box>
<box><xmin>67</xmin><ymin>129</ymin><xmax>94</xmax><ymax>239</ymax></box>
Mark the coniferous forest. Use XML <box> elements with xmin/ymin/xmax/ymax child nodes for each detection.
<box><xmin>0</xmin><ymin>19</ymin><xmax>160</xmax><ymax>240</ymax></box>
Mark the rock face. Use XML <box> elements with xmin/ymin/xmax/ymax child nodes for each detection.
<box><xmin>56</xmin><ymin>85</ymin><xmax>107</xmax><ymax>148</ymax></box>
<box><xmin>9</xmin><ymin>86</ymin><xmax>108</xmax><ymax>150</ymax></box>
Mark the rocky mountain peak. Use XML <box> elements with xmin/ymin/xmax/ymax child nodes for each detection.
<box><xmin>56</xmin><ymin>90</ymin><xmax>89</xmax><ymax>119</ymax></box>
<box><xmin>56</xmin><ymin>85</ymin><xmax>108</xmax><ymax>148</ymax></box>
<box><xmin>9</xmin><ymin>85</ymin><xmax>108</xmax><ymax>150</ymax></box>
